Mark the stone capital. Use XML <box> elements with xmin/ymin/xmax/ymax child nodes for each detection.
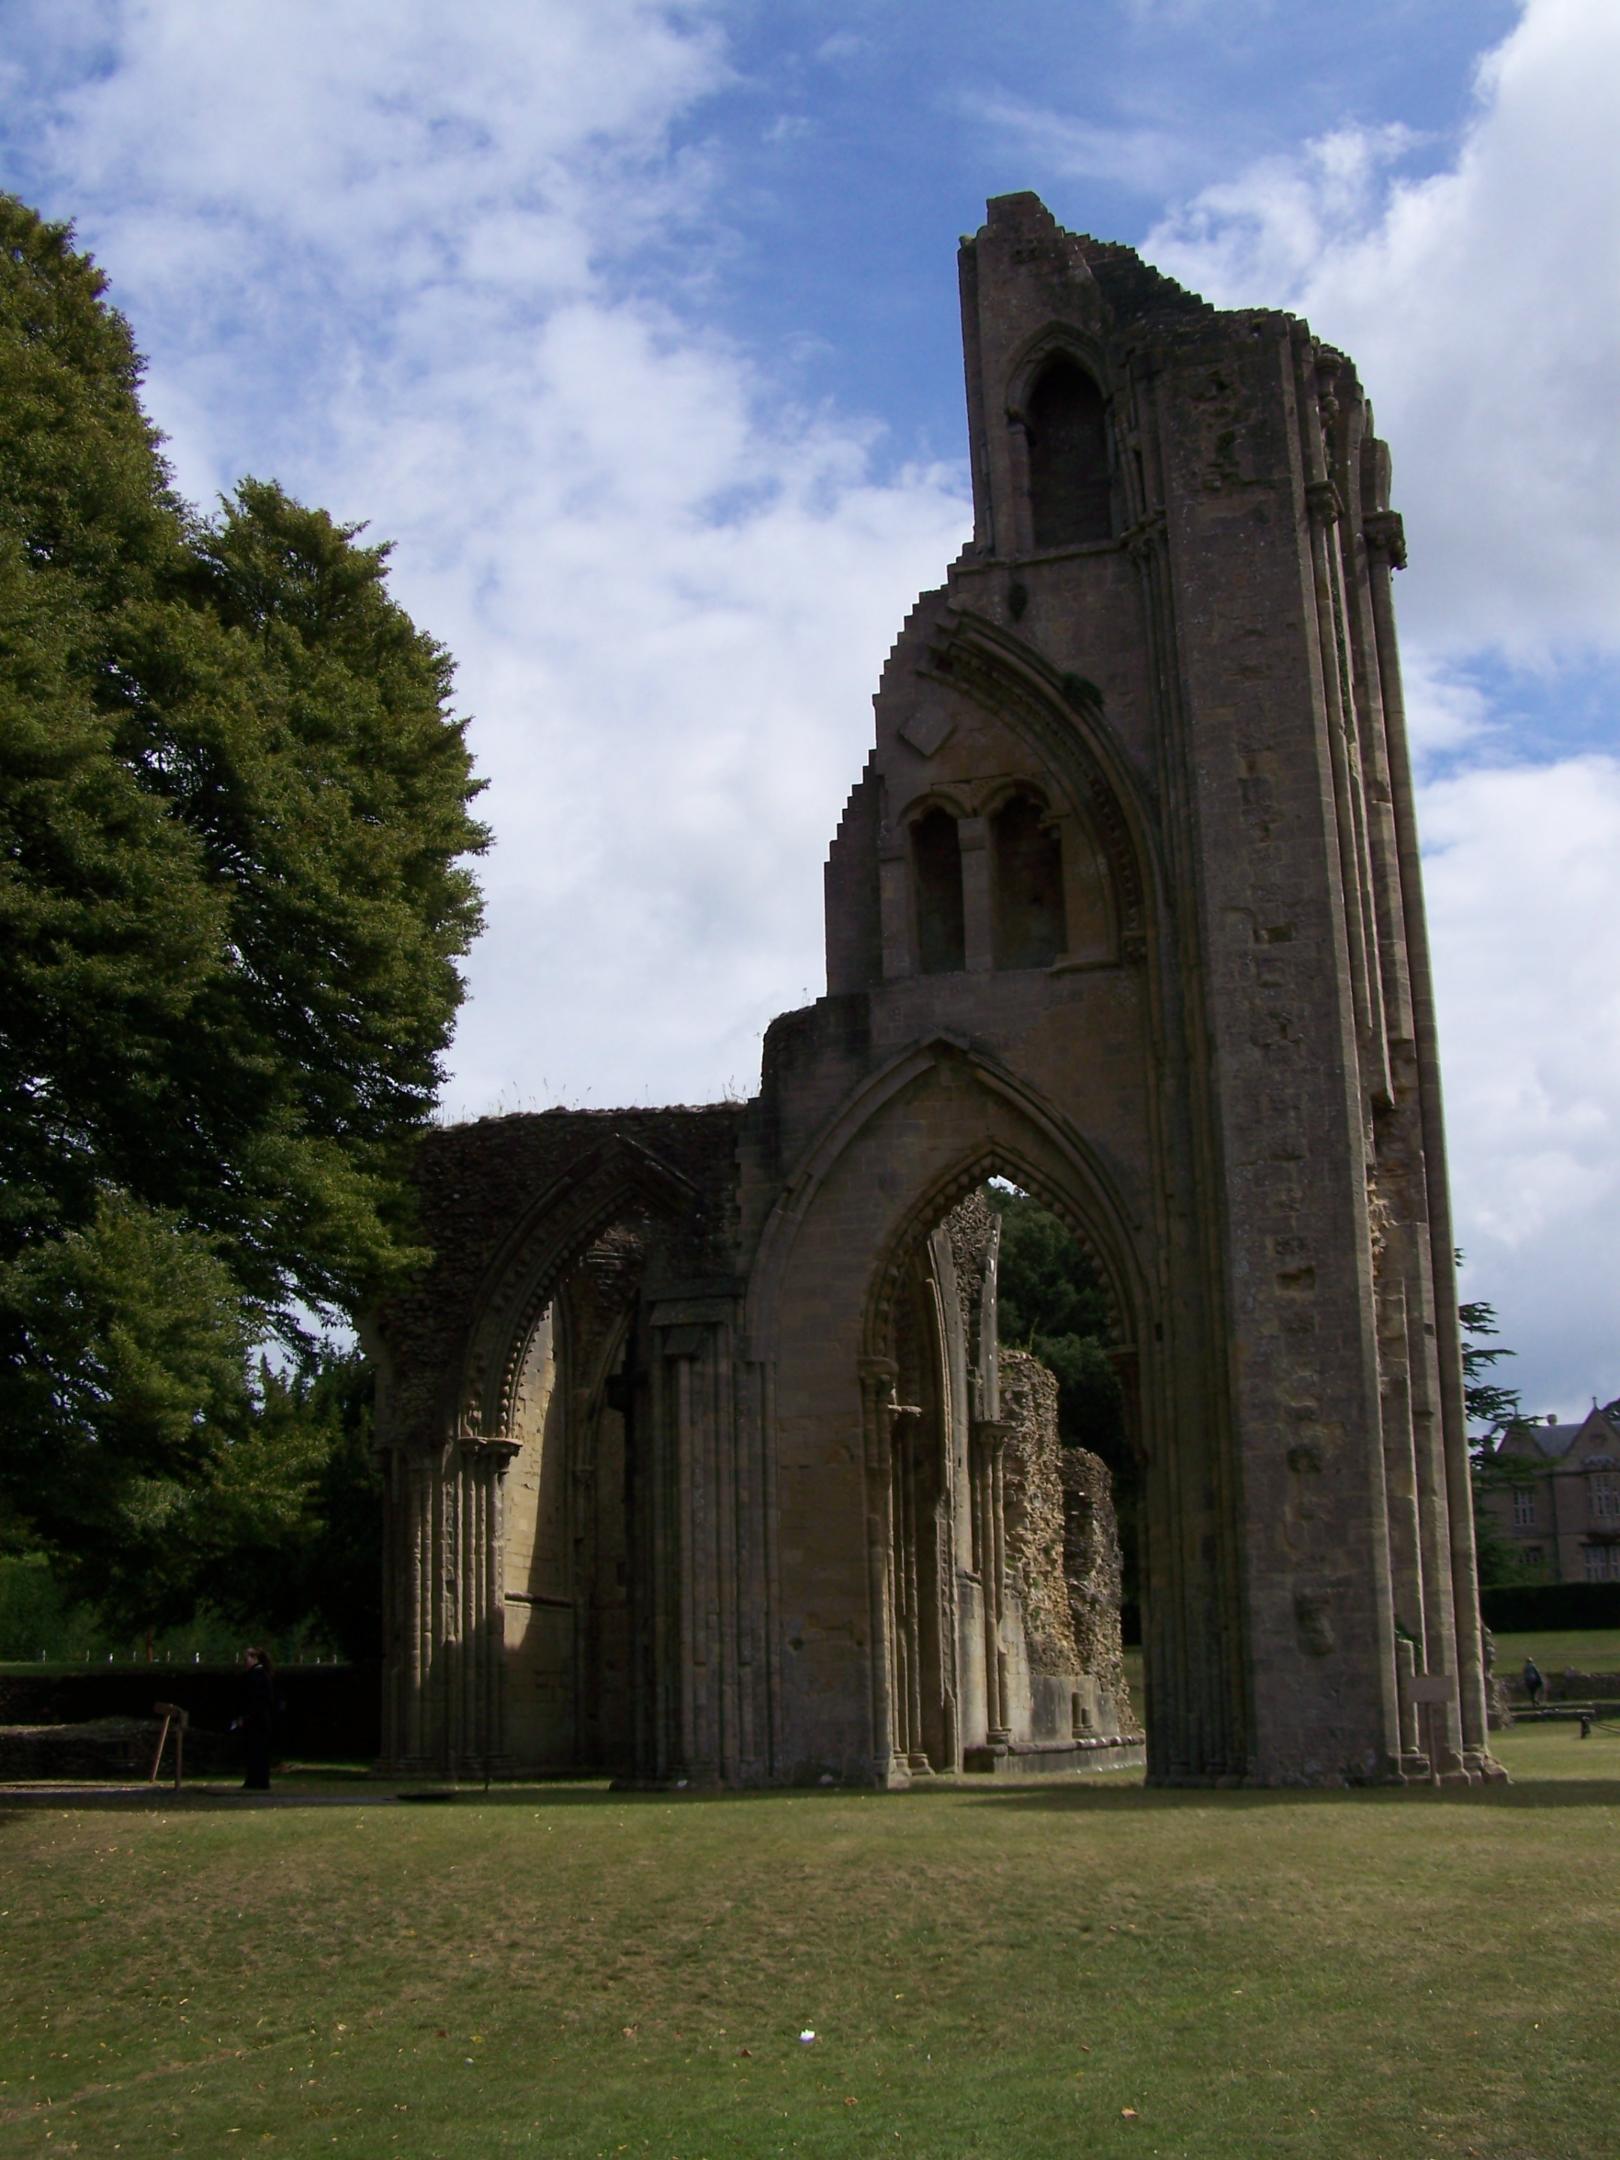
<box><xmin>1305</xmin><ymin>477</ymin><xmax>1343</xmax><ymax>527</ymax></box>
<box><xmin>1363</xmin><ymin>509</ymin><xmax>1407</xmax><ymax>569</ymax></box>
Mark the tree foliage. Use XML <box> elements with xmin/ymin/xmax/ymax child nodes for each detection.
<box><xmin>0</xmin><ymin>196</ymin><xmax>484</xmax><ymax>1591</ymax></box>
<box><xmin>1459</xmin><ymin>1294</ymin><xmax>1529</xmax><ymax>1446</ymax></box>
<box><xmin>987</xmin><ymin>1186</ymin><xmax>1125</xmax><ymax>1465</ymax></box>
<box><xmin>1459</xmin><ymin>1284</ymin><xmax>1547</xmax><ymax>1590</ymax></box>
<box><xmin>74</xmin><ymin>1346</ymin><xmax>383</xmax><ymax>1659</ymax></box>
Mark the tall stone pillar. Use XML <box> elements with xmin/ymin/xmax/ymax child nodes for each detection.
<box><xmin>378</xmin><ymin>1434</ymin><xmax>516</xmax><ymax>1777</ymax></box>
<box><xmin>640</xmin><ymin>1296</ymin><xmax>751</xmax><ymax>1785</ymax></box>
<box><xmin>858</xmin><ymin>1356</ymin><xmax>901</xmax><ymax>1787</ymax></box>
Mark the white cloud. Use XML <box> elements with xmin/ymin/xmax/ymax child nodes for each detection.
<box><xmin>1138</xmin><ymin>0</ymin><xmax>1620</xmax><ymax>1404</ymax></box>
<box><xmin>5</xmin><ymin>0</ymin><xmax>970</xmax><ymax>1116</ymax></box>
<box><xmin>1143</xmin><ymin>123</ymin><xmax>1418</xmax><ymax>296</ymax></box>
<box><xmin>1400</xmin><ymin>647</ymin><xmax>1499</xmax><ymax>765</ymax></box>
<box><xmin>1144</xmin><ymin>0</ymin><xmax>1620</xmax><ymax>662</ymax></box>
<box><xmin>1422</xmin><ymin>753</ymin><xmax>1620</xmax><ymax>1413</ymax></box>
<box><xmin>5</xmin><ymin>0</ymin><xmax>1610</xmax><ymax>1423</ymax></box>
<box><xmin>966</xmin><ymin>91</ymin><xmax>1196</xmax><ymax>197</ymax></box>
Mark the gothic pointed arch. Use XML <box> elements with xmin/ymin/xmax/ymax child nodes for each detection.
<box><xmin>920</xmin><ymin>610</ymin><xmax>1156</xmax><ymax>959</ymax></box>
<box><xmin>459</xmin><ymin>1133</ymin><xmax>696</xmax><ymax>1440</ymax></box>
<box><xmin>1003</xmin><ymin>325</ymin><xmax>1115</xmax><ymax>552</ymax></box>
<box><xmin>746</xmin><ymin>1030</ymin><xmax>1148</xmax><ymax>1370</ymax></box>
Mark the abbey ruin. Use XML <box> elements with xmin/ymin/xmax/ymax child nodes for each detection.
<box><xmin>370</xmin><ymin>193</ymin><xmax>1494</xmax><ymax>1788</ymax></box>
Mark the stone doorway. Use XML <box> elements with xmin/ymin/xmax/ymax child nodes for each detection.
<box><xmin>873</xmin><ymin>1183</ymin><xmax>1141</xmax><ymax>1781</ymax></box>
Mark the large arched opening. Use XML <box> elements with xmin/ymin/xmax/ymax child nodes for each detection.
<box><xmin>751</xmin><ymin>1037</ymin><xmax>1158</xmax><ymax>1785</ymax></box>
<box><xmin>861</xmin><ymin>1166</ymin><xmax>1144</xmax><ymax>1777</ymax></box>
<box><xmin>455</xmin><ymin>1141</ymin><xmax>702</xmax><ymax>1779</ymax></box>
<box><xmin>501</xmin><ymin>1214</ymin><xmax>647</xmax><ymax>1774</ymax></box>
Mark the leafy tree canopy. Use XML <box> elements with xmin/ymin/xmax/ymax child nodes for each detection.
<box><xmin>1459</xmin><ymin>1280</ymin><xmax>1549</xmax><ymax>1590</ymax></box>
<box><xmin>73</xmin><ymin>1345</ymin><xmax>383</xmax><ymax>1661</ymax></box>
<box><xmin>0</xmin><ymin>196</ymin><xmax>485</xmax><ymax>1579</ymax></box>
<box><xmin>1460</xmin><ymin>1292</ymin><xmax>1533</xmax><ymax>1448</ymax></box>
<box><xmin>986</xmin><ymin>1185</ymin><xmax>1124</xmax><ymax>1467</ymax></box>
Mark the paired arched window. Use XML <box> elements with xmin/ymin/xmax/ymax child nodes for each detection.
<box><xmin>1026</xmin><ymin>356</ymin><xmax>1110</xmax><ymax>549</ymax></box>
<box><xmin>992</xmin><ymin>792</ymin><xmax>1065</xmax><ymax>968</ymax></box>
<box><xmin>912</xmin><ymin>807</ymin><xmax>965</xmax><ymax>974</ymax></box>
<box><xmin>909</xmin><ymin>793</ymin><xmax>1067</xmax><ymax>974</ymax></box>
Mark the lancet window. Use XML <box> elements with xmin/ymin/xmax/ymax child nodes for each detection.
<box><xmin>991</xmin><ymin>791</ymin><xmax>1064</xmax><ymax>968</ymax></box>
<box><xmin>912</xmin><ymin>806</ymin><xmax>966</xmax><ymax>974</ymax></box>
<box><xmin>1026</xmin><ymin>356</ymin><xmax>1111</xmax><ymax>549</ymax></box>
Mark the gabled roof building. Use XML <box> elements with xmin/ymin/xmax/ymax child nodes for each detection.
<box><xmin>1481</xmin><ymin>1400</ymin><xmax>1620</xmax><ymax>1583</ymax></box>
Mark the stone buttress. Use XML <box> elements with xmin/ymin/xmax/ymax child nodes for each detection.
<box><xmin>369</xmin><ymin>194</ymin><xmax>1492</xmax><ymax>1788</ymax></box>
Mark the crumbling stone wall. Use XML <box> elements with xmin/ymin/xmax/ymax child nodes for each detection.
<box><xmin>371</xmin><ymin>192</ymin><xmax>1489</xmax><ymax>1789</ymax></box>
<box><xmin>1062</xmin><ymin>1447</ymin><xmax>1133</xmax><ymax>1729</ymax></box>
<box><xmin>999</xmin><ymin>1349</ymin><xmax>1081</xmax><ymax>1676</ymax></box>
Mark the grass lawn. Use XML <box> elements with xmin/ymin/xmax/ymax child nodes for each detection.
<box><xmin>2</xmin><ymin>1724</ymin><xmax>1617</xmax><ymax>2160</ymax></box>
<box><xmin>1489</xmin><ymin>1629</ymin><xmax>1620</xmax><ymax>1676</ymax></box>
<box><xmin>1117</xmin><ymin>1634</ymin><xmax>1620</xmax><ymax>1708</ymax></box>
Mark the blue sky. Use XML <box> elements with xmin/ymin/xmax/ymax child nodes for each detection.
<box><xmin>3</xmin><ymin>0</ymin><xmax>1615</xmax><ymax>1420</ymax></box>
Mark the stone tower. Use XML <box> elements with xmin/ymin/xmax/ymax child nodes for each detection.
<box><xmin>370</xmin><ymin>194</ymin><xmax>1493</xmax><ymax>1788</ymax></box>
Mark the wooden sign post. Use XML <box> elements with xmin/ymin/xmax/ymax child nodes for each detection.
<box><xmin>148</xmin><ymin>1702</ymin><xmax>188</xmax><ymax>1792</ymax></box>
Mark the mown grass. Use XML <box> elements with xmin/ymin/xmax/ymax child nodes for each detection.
<box><xmin>2</xmin><ymin>1723</ymin><xmax>1617</xmax><ymax>2160</ymax></box>
<box><xmin>1490</xmin><ymin>1629</ymin><xmax>1620</xmax><ymax>1676</ymax></box>
<box><xmin>1115</xmin><ymin>1632</ymin><xmax>1620</xmax><ymax>1708</ymax></box>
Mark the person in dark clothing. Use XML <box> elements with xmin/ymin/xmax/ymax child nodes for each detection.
<box><xmin>238</xmin><ymin>1645</ymin><xmax>276</xmax><ymax>1791</ymax></box>
<box><xmin>1522</xmin><ymin>1656</ymin><xmax>1545</xmax><ymax>1710</ymax></box>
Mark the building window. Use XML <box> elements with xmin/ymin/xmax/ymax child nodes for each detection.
<box><xmin>1522</xmin><ymin>1546</ymin><xmax>1544</xmax><ymax>1569</ymax></box>
<box><xmin>911</xmin><ymin>808</ymin><xmax>965</xmax><ymax>974</ymax></box>
<box><xmin>1512</xmin><ymin>1486</ymin><xmax>1537</xmax><ymax>1527</ymax></box>
<box><xmin>1585</xmin><ymin>1546</ymin><xmax>1619</xmax><ymax>1582</ymax></box>
<box><xmin>1593</xmin><ymin>1480</ymin><xmax>1618</xmax><ymax>1520</ymax></box>
<box><xmin>1026</xmin><ymin>357</ymin><xmax>1111</xmax><ymax>549</ymax></box>
<box><xmin>991</xmin><ymin>792</ymin><xmax>1064</xmax><ymax>968</ymax></box>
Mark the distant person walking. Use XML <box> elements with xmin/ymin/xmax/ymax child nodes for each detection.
<box><xmin>1522</xmin><ymin>1656</ymin><xmax>1545</xmax><ymax>1710</ymax></box>
<box><xmin>236</xmin><ymin>1646</ymin><xmax>276</xmax><ymax>1791</ymax></box>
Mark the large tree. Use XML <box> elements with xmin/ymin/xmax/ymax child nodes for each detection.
<box><xmin>0</xmin><ymin>197</ymin><xmax>484</xmax><ymax>1578</ymax></box>
<box><xmin>1460</xmin><ymin>1287</ymin><xmax>1545</xmax><ymax>1590</ymax></box>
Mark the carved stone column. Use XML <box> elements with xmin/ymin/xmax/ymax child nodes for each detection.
<box><xmin>889</xmin><ymin>1404</ymin><xmax>930</xmax><ymax>1771</ymax></box>
<box><xmin>859</xmin><ymin>1356</ymin><xmax>901</xmax><ymax>1786</ymax></box>
<box><xmin>645</xmin><ymin>1297</ymin><xmax>749</xmax><ymax>1785</ymax></box>
<box><xmin>878</xmin><ymin>837</ymin><xmax>911</xmax><ymax>981</ymax></box>
<box><xmin>1366</xmin><ymin>511</ymin><xmax>1492</xmax><ymax>1780</ymax></box>
<box><xmin>455</xmin><ymin>1437</ymin><xmax>519</xmax><ymax>1776</ymax></box>
<box><xmin>972</xmin><ymin>1419</ymin><xmax>1013</xmax><ymax>1746</ymax></box>
<box><xmin>378</xmin><ymin>1434</ymin><xmax>516</xmax><ymax>1777</ymax></box>
<box><xmin>959</xmin><ymin>813</ymin><xmax>993</xmax><ymax>973</ymax></box>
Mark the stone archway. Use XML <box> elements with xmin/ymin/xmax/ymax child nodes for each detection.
<box><xmin>747</xmin><ymin>1039</ymin><xmax>1196</xmax><ymax>1786</ymax></box>
<box><xmin>866</xmin><ymin>1182</ymin><xmax>1144</xmax><ymax>1782</ymax></box>
<box><xmin>375</xmin><ymin>195</ymin><xmax>1495</xmax><ymax>1788</ymax></box>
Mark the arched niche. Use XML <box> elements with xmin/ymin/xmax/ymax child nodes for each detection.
<box><xmin>1026</xmin><ymin>355</ymin><xmax>1111</xmax><ymax>549</ymax></box>
<box><xmin>910</xmin><ymin>805</ymin><xmax>965</xmax><ymax>973</ymax></box>
<box><xmin>991</xmin><ymin>789</ymin><xmax>1065</xmax><ymax>968</ymax></box>
<box><xmin>502</xmin><ymin>1222</ymin><xmax>644</xmax><ymax>1773</ymax></box>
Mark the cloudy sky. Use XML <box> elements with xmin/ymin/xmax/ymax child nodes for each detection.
<box><xmin>3</xmin><ymin>0</ymin><xmax>1615</xmax><ymax>1420</ymax></box>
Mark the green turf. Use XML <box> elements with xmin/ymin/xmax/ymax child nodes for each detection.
<box><xmin>2</xmin><ymin>1724</ymin><xmax>1616</xmax><ymax>2159</ymax></box>
<box><xmin>1489</xmin><ymin>1628</ymin><xmax>1620</xmax><ymax>1676</ymax></box>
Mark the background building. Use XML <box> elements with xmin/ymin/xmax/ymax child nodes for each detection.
<box><xmin>1481</xmin><ymin>1401</ymin><xmax>1620</xmax><ymax>1583</ymax></box>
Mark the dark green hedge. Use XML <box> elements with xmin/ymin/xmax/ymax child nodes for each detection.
<box><xmin>1480</xmin><ymin>1582</ymin><xmax>1620</xmax><ymax>1633</ymax></box>
<box><xmin>0</xmin><ymin>1663</ymin><xmax>379</xmax><ymax>1760</ymax></box>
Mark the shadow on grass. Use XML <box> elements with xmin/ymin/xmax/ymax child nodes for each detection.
<box><xmin>955</xmin><ymin>1775</ymin><xmax>1620</xmax><ymax>1812</ymax></box>
<box><xmin>6</xmin><ymin>1761</ymin><xmax>1620</xmax><ymax>1818</ymax></box>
